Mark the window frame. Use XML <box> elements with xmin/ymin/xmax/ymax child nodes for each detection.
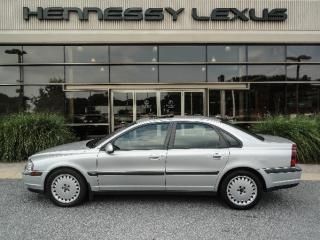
<box><xmin>109</xmin><ymin>122</ymin><xmax>172</xmax><ymax>151</ymax></box>
<box><xmin>168</xmin><ymin>121</ymin><xmax>229</xmax><ymax>150</ymax></box>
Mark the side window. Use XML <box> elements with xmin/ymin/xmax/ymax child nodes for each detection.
<box><xmin>173</xmin><ymin>123</ymin><xmax>224</xmax><ymax>149</ymax></box>
<box><xmin>220</xmin><ymin>130</ymin><xmax>242</xmax><ymax>148</ymax></box>
<box><xmin>113</xmin><ymin>123</ymin><xmax>169</xmax><ymax>150</ymax></box>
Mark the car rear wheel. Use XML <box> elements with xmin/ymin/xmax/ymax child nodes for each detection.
<box><xmin>219</xmin><ymin>170</ymin><xmax>262</xmax><ymax>210</ymax></box>
<box><xmin>46</xmin><ymin>168</ymin><xmax>87</xmax><ymax>207</ymax></box>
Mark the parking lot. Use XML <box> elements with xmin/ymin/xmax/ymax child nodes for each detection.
<box><xmin>0</xmin><ymin>180</ymin><xmax>319</xmax><ymax>240</ymax></box>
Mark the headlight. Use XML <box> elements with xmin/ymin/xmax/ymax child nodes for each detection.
<box><xmin>24</xmin><ymin>160</ymin><xmax>34</xmax><ymax>172</ymax></box>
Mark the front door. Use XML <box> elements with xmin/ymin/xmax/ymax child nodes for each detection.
<box><xmin>166</xmin><ymin>122</ymin><xmax>230</xmax><ymax>191</ymax></box>
<box><xmin>97</xmin><ymin>122</ymin><xmax>170</xmax><ymax>190</ymax></box>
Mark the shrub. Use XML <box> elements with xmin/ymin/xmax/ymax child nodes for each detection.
<box><xmin>252</xmin><ymin>115</ymin><xmax>320</xmax><ymax>164</ymax></box>
<box><xmin>0</xmin><ymin>113</ymin><xmax>76</xmax><ymax>162</ymax></box>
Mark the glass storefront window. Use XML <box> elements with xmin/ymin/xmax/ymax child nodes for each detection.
<box><xmin>66</xmin><ymin>91</ymin><xmax>108</xmax><ymax>124</ymax></box>
<box><xmin>0</xmin><ymin>67</ymin><xmax>20</xmax><ymax>84</ymax></box>
<box><xmin>207</xmin><ymin>45</ymin><xmax>246</xmax><ymax>62</ymax></box>
<box><xmin>110</xmin><ymin>65</ymin><xmax>157</xmax><ymax>83</ymax></box>
<box><xmin>247</xmin><ymin>65</ymin><xmax>286</xmax><ymax>82</ymax></box>
<box><xmin>110</xmin><ymin>45</ymin><xmax>157</xmax><ymax>63</ymax></box>
<box><xmin>159</xmin><ymin>65</ymin><xmax>206</xmax><ymax>83</ymax></box>
<box><xmin>24</xmin><ymin>85</ymin><xmax>65</xmax><ymax>114</ymax></box>
<box><xmin>23</xmin><ymin>46</ymin><xmax>64</xmax><ymax>63</ymax></box>
<box><xmin>65</xmin><ymin>45</ymin><xmax>109</xmax><ymax>63</ymax></box>
<box><xmin>248</xmin><ymin>45</ymin><xmax>285</xmax><ymax>62</ymax></box>
<box><xmin>184</xmin><ymin>92</ymin><xmax>204</xmax><ymax>116</ymax></box>
<box><xmin>287</xmin><ymin>65</ymin><xmax>320</xmax><ymax>81</ymax></box>
<box><xmin>0</xmin><ymin>46</ymin><xmax>23</xmax><ymax>64</ymax></box>
<box><xmin>24</xmin><ymin>66</ymin><xmax>64</xmax><ymax>84</ymax></box>
<box><xmin>136</xmin><ymin>92</ymin><xmax>157</xmax><ymax>120</ymax></box>
<box><xmin>113</xmin><ymin>92</ymin><xmax>133</xmax><ymax>130</ymax></box>
<box><xmin>159</xmin><ymin>45</ymin><xmax>206</xmax><ymax>62</ymax></box>
<box><xmin>160</xmin><ymin>92</ymin><xmax>181</xmax><ymax>115</ymax></box>
<box><xmin>70</xmin><ymin>125</ymin><xmax>109</xmax><ymax>140</ymax></box>
<box><xmin>66</xmin><ymin>66</ymin><xmax>109</xmax><ymax>84</ymax></box>
<box><xmin>287</xmin><ymin>46</ymin><xmax>320</xmax><ymax>62</ymax></box>
<box><xmin>208</xmin><ymin>65</ymin><xmax>246</xmax><ymax>82</ymax></box>
<box><xmin>0</xmin><ymin>86</ymin><xmax>21</xmax><ymax>115</ymax></box>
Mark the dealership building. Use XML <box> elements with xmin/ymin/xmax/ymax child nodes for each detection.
<box><xmin>0</xmin><ymin>0</ymin><xmax>319</xmax><ymax>138</ymax></box>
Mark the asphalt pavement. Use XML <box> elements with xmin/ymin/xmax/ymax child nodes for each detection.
<box><xmin>0</xmin><ymin>180</ymin><xmax>319</xmax><ymax>240</ymax></box>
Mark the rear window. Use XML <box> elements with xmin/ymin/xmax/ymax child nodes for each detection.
<box><xmin>222</xmin><ymin>121</ymin><xmax>265</xmax><ymax>141</ymax></box>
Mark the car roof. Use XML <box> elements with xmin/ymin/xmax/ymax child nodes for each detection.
<box><xmin>136</xmin><ymin>116</ymin><xmax>222</xmax><ymax>124</ymax></box>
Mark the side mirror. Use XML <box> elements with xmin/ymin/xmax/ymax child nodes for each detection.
<box><xmin>105</xmin><ymin>143</ymin><xmax>114</xmax><ymax>154</ymax></box>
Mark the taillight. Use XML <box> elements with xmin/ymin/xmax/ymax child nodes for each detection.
<box><xmin>291</xmin><ymin>144</ymin><xmax>298</xmax><ymax>167</ymax></box>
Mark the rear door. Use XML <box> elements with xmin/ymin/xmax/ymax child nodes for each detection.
<box><xmin>166</xmin><ymin>122</ymin><xmax>230</xmax><ymax>191</ymax></box>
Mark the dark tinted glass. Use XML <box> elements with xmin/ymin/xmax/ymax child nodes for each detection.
<box><xmin>159</xmin><ymin>46</ymin><xmax>205</xmax><ymax>62</ymax></box>
<box><xmin>287</xmin><ymin>65</ymin><xmax>320</xmax><ymax>81</ymax></box>
<box><xmin>113</xmin><ymin>92</ymin><xmax>133</xmax><ymax>130</ymax></box>
<box><xmin>113</xmin><ymin>123</ymin><xmax>169</xmax><ymax>150</ymax></box>
<box><xmin>207</xmin><ymin>45</ymin><xmax>246</xmax><ymax>62</ymax></box>
<box><xmin>66</xmin><ymin>91</ymin><xmax>108</xmax><ymax>124</ymax></box>
<box><xmin>0</xmin><ymin>86</ymin><xmax>21</xmax><ymax>115</ymax></box>
<box><xmin>70</xmin><ymin>125</ymin><xmax>109</xmax><ymax>140</ymax></box>
<box><xmin>287</xmin><ymin>46</ymin><xmax>320</xmax><ymax>62</ymax></box>
<box><xmin>173</xmin><ymin>123</ymin><xmax>222</xmax><ymax>149</ymax></box>
<box><xmin>248</xmin><ymin>46</ymin><xmax>285</xmax><ymax>62</ymax></box>
<box><xmin>24</xmin><ymin>67</ymin><xmax>64</xmax><ymax>84</ymax></box>
<box><xmin>23</xmin><ymin>46</ymin><xmax>64</xmax><ymax>63</ymax></box>
<box><xmin>220</xmin><ymin>131</ymin><xmax>241</xmax><ymax>147</ymax></box>
<box><xmin>160</xmin><ymin>92</ymin><xmax>181</xmax><ymax>115</ymax></box>
<box><xmin>0</xmin><ymin>67</ymin><xmax>20</xmax><ymax>84</ymax></box>
<box><xmin>110</xmin><ymin>66</ymin><xmax>157</xmax><ymax>83</ymax></box>
<box><xmin>66</xmin><ymin>46</ymin><xmax>108</xmax><ymax>63</ymax></box>
<box><xmin>184</xmin><ymin>92</ymin><xmax>204</xmax><ymax>116</ymax></box>
<box><xmin>247</xmin><ymin>65</ymin><xmax>285</xmax><ymax>81</ymax></box>
<box><xmin>66</xmin><ymin>66</ymin><xmax>108</xmax><ymax>84</ymax></box>
<box><xmin>208</xmin><ymin>65</ymin><xmax>246</xmax><ymax>82</ymax></box>
<box><xmin>136</xmin><ymin>92</ymin><xmax>157</xmax><ymax>119</ymax></box>
<box><xmin>24</xmin><ymin>85</ymin><xmax>65</xmax><ymax>113</ymax></box>
<box><xmin>159</xmin><ymin>65</ymin><xmax>206</xmax><ymax>83</ymax></box>
<box><xmin>110</xmin><ymin>46</ymin><xmax>157</xmax><ymax>63</ymax></box>
<box><xmin>0</xmin><ymin>46</ymin><xmax>23</xmax><ymax>64</ymax></box>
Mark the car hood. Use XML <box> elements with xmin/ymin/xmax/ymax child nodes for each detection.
<box><xmin>30</xmin><ymin>140</ymin><xmax>91</xmax><ymax>158</ymax></box>
<box><xmin>258</xmin><ymin>134</ymin><xmax>294</xmax><ymax>144</ymax></box>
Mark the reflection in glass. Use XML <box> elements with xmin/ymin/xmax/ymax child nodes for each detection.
<box><xmin>24</xmin><ymin>85</ymin><xmax>65</xmax><ymax>114</ymax></box>
<box><xmin>70</xmin><ymin>125</ymin><xmax>109</xmax><ymax>140</ymax></box>
<box><xmin>208</xmin><ymin>65</ymin><xmax>246</xmax><ymax>82</ymax></box>
<box><xmin>247</xmin><ymin>65</ymin><xmax>285</xmax><ymax>82</ymax></box>
<box><xmin>0</xmin><ymin>86</ymin><xmax>21</xmax><ymax>115</ymax></box>
<box><xmin>159</xmin><ymin>65</ymin><xmax>206</xmax><ymax>83</ymax></box>
<box><xmin>66</xmin><ymin>45</ymin><xmax>109</xmax><ymax>63</ymax></box>
<box><xmin>23</xmin><ymin>46</ymin><xmax>64</xmax><ymax>63</ymax></box>
<box><xmin>66</xmin><ymin>91</ymin><xmax>108</xmax><ymax>124</ymax></box>
<box><xmin>0</xmin><ymin>67</ymin><xmax>20</xmax><ymax>84</ymax></box>
<box><xmin>110</xmin><ymin>66</ymin><xmax>157</xmax><ymax>83</ymax></box>
<box><xmin>110</xmin><ymin>45</ymin><xmax>157</xmax><ymax>63</ymax></box>
<box><xmin>184</xmin><ymin>92</ymin><xmax>204</xmax><ymax>116</ymax></box>
<box><xmin>159</xmin><ymin>46</ymin><xmax>206</xmax><ymax>62</ymax></box>
<box><xmin>66</xmin><ymin>66</ymin><xmax>109</xmax><ymax>84</ymax></box>
<box><xmin>207</xmin><ymin>45</ymin><xmax>246</xmax><ymax>62</ymax></box>
<box><xmin>0</xmin><ymin>46</ymin><xmax>23</xmax><ymax>64</ymax></box>
<box><xmin>287</xmin><ymin>65</ymin><xmax>320</xmax><ymax>81</ymax></box>
<box><xmin>248</xmin><ymin>45</ymin><xmax>285</xmax><ymax>62</ymax></box>
<box><xmin>287</xmin><ymin>46</ymin><xmax>320</xmax><ymax>62</ymax></box>
<box><xmin>136</xmin><ymin>92</ymin><xmax>157</xmax><ymax>120</ymax></box>
<box><xmin>160</xmin><ymin>92</ymin><xmax>181</xmax><ymax>115</ymax></box>
<box><xmin>113</xmin><ymin>92</ymin><xmax>133</xmax><ymax>130</ymax></box>
<box><xmin>24</xmin><ymin>67</ymin><xmax>64</xmax><ymax>84</ymax></box>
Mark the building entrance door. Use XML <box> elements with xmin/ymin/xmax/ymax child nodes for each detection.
<box><xmin>111</xmin><ymin>90</ymin><xmax>205</xmax><ymax>131</ymax></box>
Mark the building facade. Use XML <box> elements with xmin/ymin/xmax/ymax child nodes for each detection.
<box><xmin>0</xmin><ymin>0</ymin><xmax>319</xmax><ymax>139</ymax></box>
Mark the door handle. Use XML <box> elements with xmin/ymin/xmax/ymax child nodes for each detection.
<box><xmin>149</xmin><ymin>155</ymin><xmax>161</xmax><ymax>161</ymax></box>
<box><xmin>213</xmin><ymin>154</ymin><xmax>222</xmax><ymax>159</ymax></box>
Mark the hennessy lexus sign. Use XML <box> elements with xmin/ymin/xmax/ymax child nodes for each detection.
<box><xmin>23</xmin><ymin>7</ymin><xmax>287</xmax><ymax>22</ymax></box>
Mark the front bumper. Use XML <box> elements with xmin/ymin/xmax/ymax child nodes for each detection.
<box><xmin>22</xmin><ymin>171</ymin><xmax>46</xmax><ymax>192</ymax></box>
<box><xmin>260</xmin><ymin>166</ymin><xmax>302</xmax><ymax>191</ymax></box>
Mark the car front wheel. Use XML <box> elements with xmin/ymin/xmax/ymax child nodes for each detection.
<box><xmin>219</xmin><ymin>170</ymin><xmax>262</xmax><ymax>210</ymax></box>
<box><xmin>46</xmin><ymin>168</ymin><xmax>87</xmax><ymax>207</ymax></box>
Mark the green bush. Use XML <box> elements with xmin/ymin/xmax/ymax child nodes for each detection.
<box><xmin>0</xmin><ymin>113</ymin><xmax>76</xmax><ymax>162</ymax></box>
<box><xmin>252</xmin><ymin>115</ymin><xmax>320</xmax><ymax>164</ymax></box>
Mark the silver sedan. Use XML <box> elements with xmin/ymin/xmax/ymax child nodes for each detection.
<box><xmin>23</xmin><ymin>117</ymin><xmax>302</xmax><ymax>209</ymax></box>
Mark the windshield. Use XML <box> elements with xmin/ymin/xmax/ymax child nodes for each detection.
<box><xmin>222</xmin><ymin>121</ymin><xmax>264</xmax><ymax>141</ymax></box>
<box><xmin>86</xmin><ymin>122</ymin><xmax>136</xmax><ymax>148</ymax></box>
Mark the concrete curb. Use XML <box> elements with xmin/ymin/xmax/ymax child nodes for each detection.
<box><xmin>0</xmin><ymin>162</ymin><xmax>320</xmax><ymax>180</ymax></box>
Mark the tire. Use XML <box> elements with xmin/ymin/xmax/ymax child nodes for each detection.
<box><xmin>219</xmin><ymin>170</ymin><xmax>262</xmax><ymax>210</ymax></box>
<box><xmin>45</xmin><ymin>168</ymin><xmax>87</xmax><ymax>207</ymax></box>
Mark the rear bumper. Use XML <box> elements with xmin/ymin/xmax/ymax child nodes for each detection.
<box><xmin>259</xmin><ymin>166</ymin><xmax>302</xmax><ymax>191</ymax></box>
